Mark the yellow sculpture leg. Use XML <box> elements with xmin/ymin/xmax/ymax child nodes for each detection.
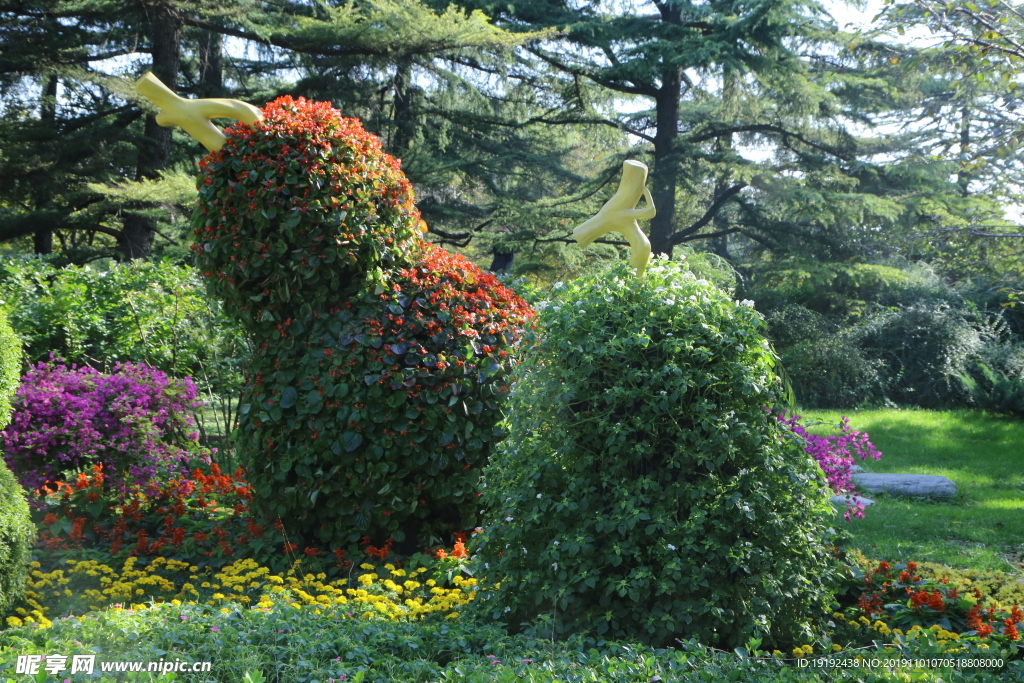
<box><xmin>572</xmin><ymin>160</ymin><xmax>656</xmax><ymax>277</ymax></box>
<box><xmin>135</xmin><ymin>72</ymin><xmax>263</xmax><ymax>152</ymax></box>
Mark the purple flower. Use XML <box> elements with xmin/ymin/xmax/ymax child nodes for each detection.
<box><xmin>211</xmin><ymin>626</ymin><xmax>220</xmax><ymax>632</ymax></box>
<box><xmin>2</xmin><ymin>359</ymin><xmax>203</xmax><ymax>497</ymax></box>
<box><xmin>776</xmin><ymin>412</ymin><xmax>882</xmax><ymax>520</ymax></box>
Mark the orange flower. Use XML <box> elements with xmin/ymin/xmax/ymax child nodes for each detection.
<box><xmin>41</xmin><ymin>513</ymin><xmax>58</xmax><ymax>525</ymax></box>
<box><xmin>451</xmin><ymin>540</ymin><xmax>468</xmax><ymax>559</ymax></box>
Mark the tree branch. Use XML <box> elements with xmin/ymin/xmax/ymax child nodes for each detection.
<box><xmin>671</xmin><ymin>183</ymin><xmax>748</xmax><ymax>245</ymax></box>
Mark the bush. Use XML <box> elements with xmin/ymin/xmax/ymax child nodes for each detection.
<box><xmin>239</xmin><ymin>246</ymin><xmax>533</xmax><ymax>549</ymax></box>
<box><xmin>0</xmin><ymin>308</ymin><xmax>33</xmax><ymax>614</ymax></box>
<box><xmin>191</xmin><ymin>95</ymin><xmax>422</xmax><ymax>332</ymax></box>
<box><xmin>858</xmin><ymin>302</ymin><xmax>991</xmax><ymax>408</ymax></box>
<box><xmin>0</xmin><ymin>259</ymin><xmax>243</xmax><ymax>401</ymax></box>
<box><xmin>2</xmin><ymin>360</ymin><xmax>205</xmax><ymax>495</ymax></box>
<box><xmin>190</xmin><ymin>96</ymin><xmax>533</xmax><ymax>551</ymax></box>
<box><xmin>472</xmin><ymin>261</ymin><xmax>840</xmax><ymax>649</ymax></box>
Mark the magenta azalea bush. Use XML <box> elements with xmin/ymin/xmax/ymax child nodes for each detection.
<box><xmin>1</xmin><ymin>360</ymin><xmax>205</xmax><ymax>497</ymax></box>
<box><xmin>778</xmin><ymin>413</ymin><xmax>882</xmax><ymax>519</ymax></box>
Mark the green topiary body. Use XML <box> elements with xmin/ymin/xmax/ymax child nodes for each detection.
<box><xmin>0</xmin><ymin>308</ymin><xmax>34</xmax><ymax>613</ymax></box>
<box><xmin>191</xmin><ymin>97</ymin><xmax>533</xmax><ymax>550</ymax></box>
<box><xmin>471</xmin><ymin>261</ymin><xmax>839</xmax><ymax>648</ymax></box>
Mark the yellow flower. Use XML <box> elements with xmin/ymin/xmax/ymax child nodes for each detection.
<box><xmin>5</xmin><ymin>616</ymin><xmax>23</xmax><ymax>628</ymax></box>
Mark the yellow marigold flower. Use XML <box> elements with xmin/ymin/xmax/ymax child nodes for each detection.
<box><xmin>6</xmin><ymin>616</ymin><xmax>23</xmax><ymax>628</ymax></box>
<box><xmin>171</xmin><ymin>599</ymin><xmax>181</xmax><ymax>606</ymax></box>
<box><xmin>201</xmin><ymin>582</ymin><xmax>211</xmax><ymax>588</ymax></box>
<box><xmin>832</xmin><ymin>644</ymin><xmax>842</xmax><ymax>652</ymax></box>
<box><xmin>360</xmin><ymin>563</ymin><xmax>375</xmax><ymax>571</ymax></box>
<box><xmin>930</xmin><ymin>624</ymin><xmax>942</xmax><ymax>632</ymax></box>
<box><xmin>446</xmin><ymin>612</ymin><xmax>459</xmax><ymax>620</ymax></box>
<box><xmin>212</xmin><ymin>593</ymin><xmax>226</xmax><ymax>600</ymax></box>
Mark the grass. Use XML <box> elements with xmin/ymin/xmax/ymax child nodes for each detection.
<box><xmin>803</xmin><ymin>408</ymin><xmax>1024</xmax><ymax>573</ymax></box>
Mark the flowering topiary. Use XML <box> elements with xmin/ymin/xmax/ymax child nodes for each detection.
<box><xmin>471</xmin><ymin>260</ymin><xmax>841</xmax><ymax>649</ymax></box>
<box><xmin>2</xmin><ymin>360</ymin><xmax>204</xmax><ymax>497</ymax></box>
<box><xmin>191</xmin><ymin>96</ymin><xmax>423</xmax><ymax>331</ymax></box>
<box><xmin>240</xmin><ymin>246</ymin><xmax>533</xmax><ymax>548</ymax></box>
<box><xmin>188</xmin><ymin>95</ymin><xmax>533</xmax><ymax>551</ymax></box>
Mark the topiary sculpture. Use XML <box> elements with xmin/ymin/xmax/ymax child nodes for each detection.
<box><xmin>0</xmin><ymin>308</ymin><xmax>35</xmax><ymax>614</ymax></box>
<box><xmin>137</xmin><ymin>74</ymin><xmax>533</xmax><ymax>551</ymax></box>
<box><xmin>470</xmin><ymin>161</ymin><xmax>839</xmax><ymax>649</ymax></box>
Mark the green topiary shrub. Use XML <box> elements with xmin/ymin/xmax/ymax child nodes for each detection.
<box><xmin>239</xmin><ymin>246</ymin><xmax>533</xmax><ymax>547</ymax></box>
<box><xmin>191</xmin><ymin>96</ymin><xmax>534</xmax><ymax>551</ymax></box>
<box><xmin>0</xmin><ymin>307</ymin><xmax>34</xmax><ymax>614</ymax></box>
<box><xmin>471</xmin><ymin>261</ymin><xmax>840</xmax><ymax>649</ymax></box>
<box><xmin>191</xmin><ymin>96</ymin><xmax>422</xmax><ymax>332</ymax></box>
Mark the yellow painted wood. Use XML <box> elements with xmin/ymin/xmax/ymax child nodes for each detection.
<box><xmin>572</xmin><ymin>160</ymin><xmax>656</xmax><ymax>276</ymax></box>
<box><xmin>135</xmin><ymin>72</ymin><xmax>263</xmax><ymax>152</ymax></box>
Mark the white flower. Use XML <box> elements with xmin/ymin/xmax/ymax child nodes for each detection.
<box><xmin>536</xmin><ymin>494</ymin><xmax>542</xmax><ymax>499</ymax></box>
<box><xmin>506</xmin><ymin>516</ymin><xmax>513</xmax><ymax>522</ymax></box>
<box><xmin>484</xmin><ymin>563</ymin><xmax>490</xmax><ymax>569</ymax></box>
<box><xmin>504</xmin><ymin>606</ymin><xmax>512</xmax><ymax>613</ymax></box>
<box><xmin>552</xmin><ymin>541</ymin><xmax>560</xmax><ymax>546</ymax></box>
<box><xmin>551</xmin><ymin>563</ymin><xmax>558</xmax><ymax>571</ymax></box>
<box><xmin>667</xmin><ymin>544</ymin><xmax>677</xmax><ymax>551</ymax></box>
<box><xmin>739</xmin><ymin>299</ymin><xmax>755</xmax><ymax>307</ymax></box>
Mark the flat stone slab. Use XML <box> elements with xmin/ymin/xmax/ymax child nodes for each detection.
<box><xmin>831</xmin><ymin>494</ymin><xmax>875</xmax><ymax>508</ymax></box>
<box><xmin>851</xmin><ymin>473</ymin><xmax>957</xmax><ymax>498</ymax></box>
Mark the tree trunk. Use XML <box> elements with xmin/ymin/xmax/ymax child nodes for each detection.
<box><xmin>392</xmin><ymin>59</ymin><xmax>415</xmax><ymax>160</ymax></box>
<box><xmin>33</xmin><ymin>74</ymin><xmax>59</xmax><ymax>255</ymax></box>
<box><xmin>123</xmin><ymin>2</ymin><xmax>181</xmax><ymax>260</ymax></box>
<box><xmin>197</xmin><ymin>29</ymin><xmax>223</xmax><ymax>98</ymax></box>
<box><xmin>648</xmin><ymin>65</ymin><xmax>682</xmax><ymax>258</ymax></box>
<box><xmin>958</xmin><ymin>106</ymin><xmax>971</xmax><ymax>197</ymax></box>
<box><xmin>488</xmin><ymin>249</ymin><xmax>514</xmax><ymax>273</ymax></box>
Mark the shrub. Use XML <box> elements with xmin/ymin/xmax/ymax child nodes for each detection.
<box><xmin>239</xmin><ymin>246</ymin><xmax>533</xmax><ymax>549</ymax></box>
<box><xmin>190</xmin><ymin>95</ymin><xmax>422</xmax><ymax>332</ymax></box>
<box><xmin>777</xmin><ymin>413</ymin><xmax>881</xmax><ymax>519</ymax></box>
<box><xmin>472</xmin><ymin>261</ymin><xmax>840</xmax><ymax>649</ymax></box>
<box><xmin>2</xmin><ymin>360</ymin><xmax>205</xmax><ymax>496</ymax></box>
<box><xmin>0</xmin><ymin>259</ymin><xmax>243</xmax><ymax>402</ymax></box>
<box><xmin>859</xmin><ymin>302</ymin><xmax>990</xmax><ymax>408</ymax></box>
<box><xmin>0</xmin><ymin>462</ymin><xmax>33</xmax><ymax>615</ymax></box>
<box><xmin>189</xmin><ymin>96</ymin><xmax>534</xmax><ymax>551</ymax></box>
<box><xmin>0</xmin><ymin>308</ymin><xmax>34</xmax><ymax>614</ymax></box>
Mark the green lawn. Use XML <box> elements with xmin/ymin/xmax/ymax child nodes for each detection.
<box><xmin>804</xmin><ymin>409</ymin><xmax>1024</xmax><ymax>573</ymax></box>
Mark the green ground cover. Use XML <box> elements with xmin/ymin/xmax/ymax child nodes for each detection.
<box><xmin>807</xmin><ymin>409</ymin><xmax>1024</xmax><ymax>573</ymax></box>
<box><xmin>4</xmin><ymin>409</ymin><xmax>1024</xmax><ymax>682</ymax></box>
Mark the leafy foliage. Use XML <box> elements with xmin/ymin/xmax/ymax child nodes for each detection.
<box><xmin>191</xmin><ymin>95</ymin><xmax>423</xmax><ymax>330</ymax></box>
<box><xmin>192</xmin><ymin>96</ymin><xmax>533</xmax><ymax>551</ymax></box>
<box><xmin>749</xmin><ymin>259</ymin><xmax>1024</xmax><ymax>409</ymax></box>
<box><xmin>0</xmin><ymin>308</ymin><xmax>32</xmax><ymax>615</ymax></box>
<box><xmin>1</xmin><ymin>361</ymin><xmax>205</xmax><ymax>496</ymax></box>
<box><xmin>472</xmin><ymin>260</ymin><xmax>840</xmax><ymax>649</ymax></box>
<box><xmin>0</xmin><ymin>258</ymin><xmax>245</xmax><ymax>404</ymax></box>
<box><xmin>239</xmin><ymin>246</ymin><xmax>533</xmax><ymax>548</ymax></box>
